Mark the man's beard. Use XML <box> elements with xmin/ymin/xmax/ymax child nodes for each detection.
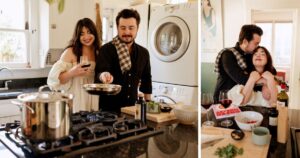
<box><xmin>119</xmin><ymin>35</ymin><xmax>135</xmax><ymax>44</ymax></box>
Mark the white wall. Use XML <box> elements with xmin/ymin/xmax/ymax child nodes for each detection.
<box><xmin>223</xmin><ymin>0</ymin><xmax>247</xmax><ymax>48</ymax></box>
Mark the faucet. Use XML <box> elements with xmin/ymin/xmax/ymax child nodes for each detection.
<box><xmin>0</xmin><ymin>80</ymin><xmax>12</xmax><ymax>91</ymax></box>
<box><xmin>0</xmin><ymin>67</ymin><xmax>13</xmax><ymax>75</ymax></box>
<box><xmin>0</xmin><ymin>67</ymin><xmax>13</xmax><ymax>91</ymax></box>
<box><xmin>154</xmin><ymin>95</ymin><xmax>177</xmax><ymax>104</ymax></box>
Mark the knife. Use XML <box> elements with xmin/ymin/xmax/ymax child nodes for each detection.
<box><xmin>201</xmin><ymin>137</ymin><xmax>224</xmax><ymax>149</ymax></box>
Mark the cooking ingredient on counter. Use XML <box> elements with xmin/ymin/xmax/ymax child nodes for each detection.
<box><xmin>214</xmin><ymin>143</ymin><xmax>243</xmax><ymax>158</ymax></box>
<box><xmin>246</xmin><ymin>120</ymin><xmax>257</xmax><ymax>124</ymax></box>
<box><xmin>231</xmin><ymin>129</ymin><xmax>245</xmax><ymax>140</ymax></box>
<box><xmin>146</xmin><ymin>101</ymin><xmax>160</xmax><ymax>114</ymax></box>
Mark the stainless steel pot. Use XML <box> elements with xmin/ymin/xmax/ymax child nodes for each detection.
<box><xmin>12</xmin><ymin>85</ymin><xmax>73</xmax><ymax>141</ymax></box>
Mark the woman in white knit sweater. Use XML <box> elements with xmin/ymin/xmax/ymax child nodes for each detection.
<box><xmin>47</xmin><ymin>18</ymin><xmax>100</xmax><ymax>113</ymax></box>
<box><xmin>228</xmin><ymin>46</ymin><xmax>278</xmax><ymax>107</ymax></box>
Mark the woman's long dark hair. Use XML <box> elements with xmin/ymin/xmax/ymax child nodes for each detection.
<box><xmin>66</xmin><ymin>18</ymin><xmax>101</xmax><ymax>63</ymax></box>
<box><xmin>252</xmin><ymin>46</ymin><xmax>277</xmax><ymax>75</ymax></box>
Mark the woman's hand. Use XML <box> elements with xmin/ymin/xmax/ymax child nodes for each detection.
<box><xmin>262</xmin><ymin>71</ymin><xmax>275</xmax><ymax>81</ymax></box>
<box><xmin>249</xmin><ymin>71</ymin><xmax>261</xmax><ymax>82</ymax></box>
<box><xmin>69</xmin><ymin>63</ymin><xmax>90</xmax><ymax>77</ymax></box>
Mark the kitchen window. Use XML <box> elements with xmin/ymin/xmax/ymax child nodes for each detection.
<box><xmin>252</xmin><ymin>10</ymin><xmax>295</xmax><ymax>83</ymax></box>
<box><xmin>255</xmin><ymin>22</ymin><xmax>292</xmax><ymax>69</ymax></box>
<box><xmin>0</xmin><ymin>0</ymin><xmax>31</xmax><ymax>68</ymax></box>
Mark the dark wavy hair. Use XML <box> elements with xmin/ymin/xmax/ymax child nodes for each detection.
<box><xmin>238</xmin><ymin>24</ymin><xmax>263</xmax><ymax>44</ymax></box>
<box><xmin>252</xmin><ymin>46</ymin><xmax>277</xmax><ymax>75</ymax></box>
<box><xmin>67</xmin><ymin>18</ymin><xmax>101</xmax><ymax>63</ymax></box>
<box><xmin>116</xmin><ymin>9</ymin><xmax>140</xmax><ymax>27</ymax></box>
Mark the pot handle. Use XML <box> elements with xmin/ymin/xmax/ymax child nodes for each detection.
<box><xmin>11</xmin><ymin>100</ymin><xmax>35</xmax><ymax>114</ymax></box>
<box><xmin>39</xmin><ymin>84</ymin><xmax>65</xmax><ymax>93</ymax></box>
<box><xmin>39</xmin><ymin>85</ymin><xmax>50</xmax><ymax>92</ymax></box>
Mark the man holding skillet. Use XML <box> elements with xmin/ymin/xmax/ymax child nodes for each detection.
<box><xmin>213</xmin><ymin>24</ymin><xmax>264</xmax><ymax>103</ymax></box>
<box><xmin>94</xmin><ymin>9</ymin><xmax>152</xmax><ymax>115</ymax></box>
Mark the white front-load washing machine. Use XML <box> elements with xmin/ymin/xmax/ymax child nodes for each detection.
<box><xmin>148</xmin><ymin>2</ymin><xmax>198</xmax><ymax>86</ymax></box>
<box><xmin>148</xmin><ymin>2</ymin><xmax>198</xmax><ymax>106</ymax></box>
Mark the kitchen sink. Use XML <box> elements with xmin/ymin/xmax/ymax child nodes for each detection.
<box><xmin>0</xmin><ymin>90</ymin><xmax>23</xmax><ymax>99</ymax></box>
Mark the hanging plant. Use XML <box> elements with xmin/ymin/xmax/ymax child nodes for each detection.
<box><xmin>46</xmin><ymin>0</ymin><xmax>65</xmax><ymax>14</ymax></box>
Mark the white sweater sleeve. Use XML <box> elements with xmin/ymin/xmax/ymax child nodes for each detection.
<box><xmin>47</xmin><ymin>60</ymin><xmax>73</xmax><ymax>91</ymax></box>
<box><xmin>228</xmin><ymin>85</ymin><xmax>245</xmax><ymax>106</ymax></box>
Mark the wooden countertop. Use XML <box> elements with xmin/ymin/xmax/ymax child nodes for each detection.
<box><xmin>201</xmin><ymin>126</ymin><xmax>269</xmax><ymax>158</ymax></box>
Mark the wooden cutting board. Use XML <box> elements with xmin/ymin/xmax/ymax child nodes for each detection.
<box><xmin>121</xmin><ymin>106</ymin><xmax>177</xmax><ymax>123</ymax></box>
<box><xmin>201</xmin><ymin>126</ymin><xmax>270</xmax><ymax>158</ymax></box>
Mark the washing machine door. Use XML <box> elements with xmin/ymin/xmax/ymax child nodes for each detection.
<box><xmin>149</xmin><ymin>16</ymin><xmax>190</xmax><ymax>62</ymax></box>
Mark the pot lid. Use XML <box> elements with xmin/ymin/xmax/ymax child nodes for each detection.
<box><xmin>17</xmin><ymin>85</ymin><xmax>73</xmax><ymax>102</ymax></box>
<box><xmin>18</xmin><ymin>92</ymin><xmax>73</xmax><ymax>102</ymax></box>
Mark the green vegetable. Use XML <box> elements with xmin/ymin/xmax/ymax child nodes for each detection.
<box><xmin>214</xmin><ymin>144</ymin><xmax>243</xmax><ymax>158</ymax></box>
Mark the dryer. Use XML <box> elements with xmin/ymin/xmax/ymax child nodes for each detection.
<box><xmin>148</xmin><ymin>2</ymin><xmax>198</xmax><ymax>86</ymax></box>
<box><xmin>148</xmin><ymin>2</ymin><xmax>198</xmax><ymax>106</ymax></box>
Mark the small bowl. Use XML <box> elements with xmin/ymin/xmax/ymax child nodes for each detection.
<box><xmin>231</xmin><ymin>129</ymin><xmax>245</xmax><ymax>140</ymax></box>
<box><xmin>160</xmin><ymin>106</ymin><xmax>172</xmax><ymax>113</ymax></box>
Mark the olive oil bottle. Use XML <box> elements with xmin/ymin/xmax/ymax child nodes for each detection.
<box><xmin>277</xmin><ymin>83</ymin><xmax>289</xmax><ymax>107</ymax></box>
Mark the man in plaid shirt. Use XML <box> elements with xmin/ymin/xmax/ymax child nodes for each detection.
<box><xmin>213</xmin><ymin>24</ymin><xmax>263</xmax><ymax>102</ymax></box>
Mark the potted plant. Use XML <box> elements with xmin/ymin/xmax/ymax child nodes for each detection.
<box><xmin>46</xmin><ymin>0</ymin><xmax>65</xmax><ymax>13</ymax></box>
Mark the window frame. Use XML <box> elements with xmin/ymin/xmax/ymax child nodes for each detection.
<box><xmin>254</xmin><ymin>20</ymin><xmax>293</xmax><ymax>70</ymax></box>
<box><xmin>0</xmin><ymin>0</ymin><xmax>35</xmax><ymax>68</ymax></box>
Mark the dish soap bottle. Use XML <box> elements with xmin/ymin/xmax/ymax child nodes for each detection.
<box><xmin>277</xmin><ymin>83</ymin><xmax>289</xmax><ymax>107</ymax></box>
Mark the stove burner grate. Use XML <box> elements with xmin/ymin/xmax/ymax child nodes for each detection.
<box><xmin>113</xmin><ymin>119</ymin><xmax>148</xmax><ymax>137</ymax></box>
<box><xmin>78</xmin><ymin>123</ymin><xmax>117</xmax><ymax>145</ymax></box>
<box><xmin>0</xmin><ymin>111</ymin><xmax>164</xmax><ymax>157</ymax></box>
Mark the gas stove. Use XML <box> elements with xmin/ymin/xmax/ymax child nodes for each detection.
<box><xmin>0</xmin><ymin>111</ymin><xmax>163</xmax><ymax>158</ymax></box>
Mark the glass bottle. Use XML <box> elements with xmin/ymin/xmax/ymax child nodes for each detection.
<box><xmin>268</xmin><ymin>107</ymin><xmax>278</xmax><ymax>140</ymax></box>
<box><xmin>277</xmin><ymin>83</ymin><xmax>289</xmax><ymax>107</ymax></box>
<box><xmin>136</xmin><ymin>95</ymin><xmax>147</xmax><ymax>124</ymax></box>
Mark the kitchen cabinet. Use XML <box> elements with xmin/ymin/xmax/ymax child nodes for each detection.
<box><xmin>0</xmin><ymin>99</ymin><xmax>21</xmax><ymax>124</ymax></box>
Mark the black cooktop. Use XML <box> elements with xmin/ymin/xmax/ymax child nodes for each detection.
<box><xmin>0</xmin><ymin>111</ymin><xmax>163</xmax><ymax>158</ymax></box>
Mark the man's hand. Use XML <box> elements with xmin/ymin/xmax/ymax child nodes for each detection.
<box><xmin>99</xmin><ymin>72</ymin><xmax>114</xmax><ymax>84</ymax></box>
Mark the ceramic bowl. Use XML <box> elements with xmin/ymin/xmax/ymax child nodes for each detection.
<box><xmin>173</xmin><ymin>106</ymin><xmax>198</xmax><ymax>125</ymax></box>
<box><xmin>234</xmin><ymin>111</ymin><xmax>263</xmax><ymax>131</ymax></box>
